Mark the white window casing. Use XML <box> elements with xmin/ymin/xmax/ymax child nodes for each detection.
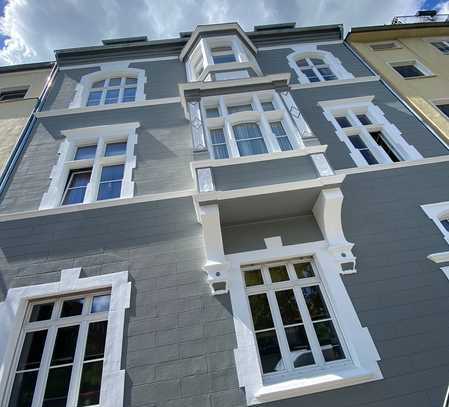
<box><xmin>205</xmin><ymin>187</ymin><xmax>382</xmax><ymax>404</ymax></box>
<box><xmin>319</xmin><ymin>96</ymin><xmax>422</xmax><ymax>167</ymax></box>
<box><xmin>287</xmin><ymin>45</ymin><xmax>354</xmax><ymax>85</ymax></box>
<box><xmin>388</xmin><ymin>60</ymin><xmax>433</xmax><ymax>79</ymax></box>
<box><xmin>0</xmin><ymin>267</ymin><xmax>131</xmax><ymax>407</ymax></box>
<box><xmin>70</xmin><ymin>61</ymin><xmax>147</xmax><ymax>109</ymax></box>
<box><xmin>39</xmin><ymin>122</ymin><xmax>139</xmax><ymax>210</ymax></box>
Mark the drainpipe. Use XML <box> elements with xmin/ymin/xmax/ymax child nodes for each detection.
<box><xmin>0</xmin><ymin>62</ymin><xmax>58</xmax><ymax>196</ymax></box>
<box><xmin>343</xmin><ymin>40</ymin><xmax>449</xmax><ymax>151</ymax></box>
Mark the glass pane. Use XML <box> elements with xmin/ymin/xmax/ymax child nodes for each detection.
<box><xmin>310</xmin><ymin>58</ymin><xmax>324</xmax><ymax>65</ymax></box>
<box><xmin>277</xmin><ymin>136</ymin><xmax>293</xmax><ymax>151</ymax></box>
<box><xmin>125</xmin><ymin>77</ymin><xmax>137</xmax><ymax>85</ymax></box>
<box><xmin>270</xmin><ymin>122</ymin><xmax>286</xmax><ymax>137</ymax></box>
<box><xmin>236</xmin><ymin>139</ymin><xmax>268</xmax><ymax>156</ymax></box>
<box><xmin>17</xmin><ymin>330</ymin><xmax>47</xmax><ymax>370</ymax></box>
<box><xmin>210</xmin><ymin>128</ymin><xmax>225</xmax><ymax>144</ymax></box>
<box><xmin>394</xmin><ymin>65</ymin><xmax>424</xmax><ymax>78</ymax></box>
<box><xmin>104</xmin><ymin>142</ymin><xmax>127</xmax><ymax>157</ymax></box>
<box><xmin>244</xmin><ymin>269</ymin><xmax>263</xmax><ymax>287</ymax></box>
<box><xmin>285</xmin><ymin>326</ymin><xmax>314</xmax><ymax>367</ymax></box>
<box><xmin>74</xmin><ymin>145</ymin><xmax>97</xmax><ymax>160</ymax></box>
<box><xmin>357</xmin><ymin>114</ymin><xmax>371</xmax><ymax>125</ymax></box>
<box><xmin>92</xmin><ymin>80</ymin><xmax>105</xmax><ymax>88</ymax></box>
<box><xmin>108</xmin><ymin>77</ymin><xmax>122</xmax><ymax>86</ymax></box>
<box><xmin>438</xmin><ymin>104</ymin><xmax>449</xmax><ymax>118</ymax></box>
<box><xmin>100</xmin><ymin>165</ymin><xmax>124</xmax><ymax>182</ymax></box>
<box><xmin>86</xmin><ymin>91</ymin><xmax>102</xmax><ymax>106</ymax></box>
<box><xmin>62</xmin><ymin>187</ymin><xmax>87</xmax><ymax>206</ymax></box>
<box><xmin>293</xmin><ymin>262</ymin><xmax>315</xmax><ymax>279</ymax></box>
<box><xmin>302</xmin><ymin>286</ymin><xmax>330</xmax><ymax>321</ymax></box>
<box><xmin>91</xmin><ymin>295</ymin><xmax>110</xmax><ymax>313</ymax></box>
<box><xmin>348</xmin><ymin>134</ymin><xmax>367</xmax><ymax>149</ymax></box>
<box><xmin>8</xmin><ymin>371</ymin><xmax>38</xmax><ymax>407</ymax></box>
<box><xmin>335</xmin><ymin>116</ymin><xmax>351</xmax><ymax>128</ymax></box>
<box><xmin>317</xmin><ymin>67</ymin><xmax>336</xmax><ymax>80</ymax></box>
<box><xmin>122</xmin><ymin>87</ymin><xmax>136</xmax><ymax>102</ymax></box>
<box><xmin>228</xmin><ymin>104</ymin><xmax>253</xmax><ymax>114</ymax></box>
<box><xmin>441</xmin><ymin>219</ymin><xmax>449</xmax><ymax>232</ymax></box>
<box><xmin>296</xmin><ymin>58</ymin><xmax>308</xmax><ymax>67</ymax></box>
<box><xmin>212</xmin><ymin>54</ymin><xmax>236</xmax><ymax>64</ymax></box>
<box><xmin>269</xmin><ymin>265</ymin><xmax>289</xmax><ymax>283</ymax></box>
<box><xmin>255</xmin><ymin>330</ymin><xmax>283</xmax><ymax>373</ymax></box>
<box><xmin>302</xmin><ymin>68</ymin><xmax>320</xmax><ymax>82</ymax></box>
<box><xmin>261</xmin><ymin>102</ymin><xmax>275</xmax><ymax>111</ymax></box>
<box><xmin>248</xmin><ymin>294</ymin><xmax>274</xmax><ymax>331</ymax></box>
<box><xmin>29</xmin><ymin>303</ymin><xmax>54</xmax><ymax>322</ymax></box>
<box><xmin>51</xmin><ymin>325</ymin><xmax>79</xmax><ymax>366</ymax></box>
<box><xmin>84</xmin><ymin>321</ymin><xmax>108</xmax><ymax>361</ymax></box>
<box><xmin>97</xmin><ymin>181</ymin><xmax>122</xmax><ymax>201</ymax></box>
<box><xmin>213</xmin><ymin>145</ymin><xmax>229</xmax><ymax>159</ymax></box>
<box><xmin>42</xmin><ymin>366</ymin><xmax>72</xmax><ymax>407</ymax></box>
<box><xmin>314</xmin><ymin>320</ymin><xmax>345</xmax><ymax>362</ymax></box>
<box><xmin>78</xmin><ymin>361</ymin><xmax>103</xmax><ymax>406</ymax></box>
<box><xmin>104</xmin><ymin>89</ymin><xmax>120</xmax><ymax>104</ymax></box>
<box><xmin>206</xmin><ymin>107</ymin><xmax>220</xmax><ymax>118</ymax></box>
<box><xmin>275</xmin><ymin>289</ymin><xmax>302</xmax><ymax>325</ymax></box>
<box><xmin>369</xmin><ymin>131</ymin><xmax>400</xmax><ymax>162</ymax></box>
<box><xmin>61</xmin><ymin>298</ymin><xmax>84</xmax><ymax>317</ymax></box>
<box><xmin>211</xmin><ymin>46</ymin><xmax>233</xmax><ymax>52</ymax></box>
<box><xmin>68</xmin><ymin>171</ymin><xmax>91</xmax><ymax>188</ymax></box>
<box><xmin>360</xmin><ymin>149</ymin><xmax>378</xmax><ymax>165</ymax></box>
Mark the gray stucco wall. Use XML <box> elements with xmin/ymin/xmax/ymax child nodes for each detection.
<box><xmin>212</xmin><ymin>156</ymin><xmax>318</xmax><ymax>192</ymax></box>
<box><xmin>292</xmin><ymin>81</ymin><xmax>448</xmax><ymax>170</ymax></box>
<box><xmin>0</xmin><ymin>103</ymin><xmax>194</xmax><ymax>214</ymax></box>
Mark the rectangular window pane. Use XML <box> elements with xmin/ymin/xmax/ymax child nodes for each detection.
<box><xmin>91</xmin><ymin>295</ymin><xmax>110</xmax><ymax>313</ymax></box>
<box><xmin>233</xmin><ymin>123</ymin><xmax>268</xmax><ymax>156</ymax></box>
<box><xmin>317</xmin><ymin>67</ymin><xmax>336</xmax><ymax>81</ymax></box>
<box><xmin>310</xmin><ymin>58</ymin><xmax>325</xmax><ymax>65</ymax></box>
<box><xmin>437</xmin><ymin>104</ymin><xmax>449</xmax><ymax>118</ymax></box>
<box><xmin>51</xmin><ymin>325</ymin><xmax>80</xmax><ymax>366</ymax></box>
<box><xmin>269</xmin><ymin>265</ymin><xmax>289</xmax><ymax>283</ymax></box>
<box><xmin>77</xmin><ymin>361</ymin><xmax>103</xmax><ymax>406</ymax></box>
<box><xmin>61</xmin><ymin>298</ymin><xmax>84</xmax><ymax>317</ymax></box>
<box><xmin>432</xmin><ymin>41</ymin><xmax>449</xmax><ymax>53</ymax></box>
<box><xmin>86</xmin><ymin>91</ymin><xmax>102</xmax><ymax>106</ymax></box>
<box><xmin>29</xmin><ymin>303</ymin><xmax>54</xmax><ymax>322</ymax></box>
<box><xmin>335</xmin><ymin>116</ymin><xmax>351</xmax><ymax>128</ymax></box>
<box><xmin>210</xmin><ymin>127</ymin><xmax>228</xmax><ymax>159</ymax></box>
<box><xmin>97</xmin><ymin>165</ymin><xmax>124</xmax><ymax>201</ymax></box>
<box><xmin>104</xmin><ymin>89</ymin><xmax>120</xmax><ymax>104</ymax></box>
<box><xmin>228</xmin><ymin>104</ymin><xmax>253</xmax><ymax>114</ymax></box>
<box><xmin>314</xmin><ymin>320</ymin><xmax>345</xmax><ymax>362</ymax></box>
<box><xmin>104</xmin><ymin>142</ymin><xmax>127</xmax><ymax>157</ymax></box>
<box><xmin>441</xmin><ymin>219</ymin><xmax>449</xmax><ymax>232</ymax></box>
<box><xmin>261</xmin><ymin>102</ymin><xmax>275</xmax><ymax>111</ymax></box>
<box><xmin>255</xmin><ymin>330</ymin><xmax>283</xmax><ymax>373</ymax></box>
<box><xmin>348</xmin><ymin>135</ymin><xmax>378</xmax><ymax>165</ymax></box>
<box><xmin>125</xmin><ymin>77</ymin><xmax>138</xmax><ymax>85</ymax></box>
<box><xmin>0</xmin><ymin>88</ymin><xmax>27</xmax><ymax>101</ymax></box>
<box><xmin>270</xmin><ymin>122</ymin><xmax>293</xmax><ymax>151</ymax></box>
<box><xmin>8</xmin><ymin>371</ymin><xmax>38</xmax><ymax>407</ymax></box>
<box><xmin>248</xmin><ymin>294</ymin><xmax>274</xmax><ymax>330</ymax></box>
<box><xmin>17</xmin><ymin>330</ymin><xmax>48</xmax><ymax>370</ymax></box>
<box><xmin>357</xmin><ymin>114</ymin><xmax>371</xmax><ymax>125</ymax></box>
<box><xmin>62</xmin><ymin>170</ymin><xmax>92</xmax><ymax>205</ymax></box>
<box><xmin>108</xmin><ymin>77</ymin><xmax>122</xmax><ymax>86</ymax></box>
<box><xmin>244</xmin><ymin>269</ymin><xmax>264</xmax><ymax>287</ymax></box>
<box><xmin>369</xmin><ymin>131</ymin><xmax>400</xmax><ymax>162</ymax></box>
<box><xmin>296</xmin><ymin>58</ymin><xmax>308</xmax><ymax>67</ymax></box>
<box><xmin>206</xmin><ymin>107</ymin><xmax>220</xmax><ymax>118</ymax></box>
<box><xmin>74</xmin><ymin>145</ymin><xmax>97</xmax><ymax>161</ymax></box>
<box><xmin>275</xmin><ymin>289</ymin><xmax>302</xmax><ymax>325</ymax></box>
<box><xmin>393</xmin><ymin>64</ymin><xmax>424</xmax><ymax>78</ymax></box>
<box><xmin>84</xmin><ymin>321</ymin><xmax>108</xmax><ymax>361</ymax></box>
<box><xmin>92</xmin><ymin>80</ymin><xmax>105</xmax><ymax>88</ymax></box>
<box><xmin>302</xmin><ymin>286</ymin><xmax>330</xmax><ymax>321</ymax></box>
<box><xmin>212</xmin><ymin>145</ymin><xmax>229</xmax><ymax>159</ymax></box>
<box><xmin>42</xmin><ymin>366</ymin><xmax>72</xmax><ymax>407</ymax></box>
<box><xmin>285</xmin><ymin>326</ymin><xmax>314</xmax><ymax>367</ymax></box>
<box><xmin>302</xmin><ymin>68</ymin><xmax>320</xmax><ymax>82</ymax></box>
<box><xmin>293</xmin><ymin>262</ymin><xmax>315</xmax><ymax>279</ymax></box>
<box><xmin>212</xmin><ymin>54</ymin><xmax>236</xmax><ymax>64</ymax></box>
<box><xmin>122</xmin><ymin>87</ymin><xmax>136</xmax><ymax>103</ymax></box>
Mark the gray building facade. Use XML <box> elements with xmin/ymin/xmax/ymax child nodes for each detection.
<box><xmin>0</xmin><ymin>22</ymin><xmax>447</xmax><ymax>407</ymax></box>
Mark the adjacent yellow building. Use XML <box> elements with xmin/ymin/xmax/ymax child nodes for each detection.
<box><xmin>0</xmin><ymin>62</ymin><xmax>53</xmax><ymax>174</ymax></box>
<box><xmin>347</xmin><ymin>16</ymin><xmax>449</xmax><ymax>144</ymax></box>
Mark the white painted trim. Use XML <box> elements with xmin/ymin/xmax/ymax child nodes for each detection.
<box><xmin>287</xmin><ymin>45</ymin><xmax>354</xmax><ymax>85</ymax></box>
<box><xmin>39</xmin><ymin>122</ymin><xmax>140</xmax><ymax>210</ymax></box>
<box><xmin>0</xmin><ymin>189</ymin><xmax>195</xmax><ymax>223</ymax></box>
<box><xmin>227</xmin><ymin>236</ymin><xmax>381</xmax><ymax>404</ymax></box>
<box><xmin>421</xmin><ymin>201</ymin><xmax>449</xmax><ymax>245</ymax></box>
<box><xmin>0</xmin><ymin>268</ymin><xmax>131</xmax><ymax>407</ymax></box>
<box><xmin>59</xmin><ymin>55</ymin><xmax>178</xmax><ymax>71</ymax></box>
<box><xmin>69</xmin><ymin>62</ymin><xmax>147</xmax><ymax>109</ymax></box>
<box><xmin>36</xmin><ymin>97</ymin><xmax>181</xmax><ymax>118</ymax></box>
<box><xmin>428</xmin><ymin>251</ymin><xmax>449</xmax><ymax>264</ymax></box>
<box><xmin>289</xmin><ymin>76</ymin><xmax>379</xmax><ymax>90</ymax></box>
<box><xmin>257</xmin><ymin>40</ymin><xmax>343</xmax><ymax>51</ymax></box>
<box><xmin>368</xmin><ymin>41</ymin><xmax>402</xmax><ymax>51</ymax></box>
<box><xmin>388</xmin><ymin>59</ymin><xmax>434</xmax><ymax>79</ymax></box>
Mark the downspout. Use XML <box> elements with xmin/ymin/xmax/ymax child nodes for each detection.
<box><xmin>343</xmin><ymin>40</ymin><xmax>449</xmax><ymax>151</ymax></box>
<box><xmin>0</xmin><ymin>62</ymin><xmax>58</xmax><ymax>196</ymax></box>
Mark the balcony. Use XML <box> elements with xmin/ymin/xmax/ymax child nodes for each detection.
<box><xmin>392</xmin><ymin>10</ymin><xmax>449</xmax><ymax>24</ymax></box>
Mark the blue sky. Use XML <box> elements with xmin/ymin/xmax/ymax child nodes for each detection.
<box><xmin>0</xmin><ymin>0</ymin><xmax>447</xmax><ymax>65</ymax></box>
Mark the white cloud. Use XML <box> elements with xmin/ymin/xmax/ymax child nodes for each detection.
<box><xmin>436</xmin><ymin>0</ymin><xmax>449</xmax><ymax>13</ymax></box>
<box><xmin>0</xmin><ymin>0</ymin><xmax>426</xmax><ymax>65</ymax></box>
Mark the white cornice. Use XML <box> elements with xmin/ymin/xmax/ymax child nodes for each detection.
<box><xmin>290</xmin><ymin>75</ymin><xmax>379</xmax><ymax>90</ymax></box>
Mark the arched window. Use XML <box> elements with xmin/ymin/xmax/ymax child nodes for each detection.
<box><xmin>288</xmin><ymin>50</ymin><xmax>354</xmax><ymax>85</ymax></box>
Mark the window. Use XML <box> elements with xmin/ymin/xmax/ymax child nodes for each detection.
<box><xmin>441</xmin><ymin>218</ymin><xmax>449</xmax><ymax>232</ymax></box>
<box><xmin>348</xmin><ymin>135</ymin><xmax>378</xmax><ymax>165</ymax></box>
<box><xmin>233</xmin><ymin>123</ymin><xmax>268</xmax><ymax>156</ymax></box>
<box><xmin>431</xmin><ymin>40</ymin><xmax>449</xmax><ymax>54</ymax></box>
<box><xmin>421</xmin><ymin>201</ymin><xmax>449</xmax><ymax>248</ymax></box>
<box><xmin>86</xmin><ymin>76</ymin><xmax>137</xmax><ymax>106</ymax></box>
<box><xmin>40</xmin><ymin>122</ymin><xmax>139</xmax><ymax>210</ymax></box>
<box><xmin>244</xmin><ymin>260</ymin><xmax>346</xmax><ymax>376</ymax></box>
<box><xmin>228</xmin><ymin>104</ymin><xmax>253</xmax><ymax>114</ymax></box>
<box><xmin>390</xmin><ymin>61</ymin><xmax>432</xmax><ymax>79</ymax></box>
<box><xmin>368</xmin><ymin>131</ymin><xmax>400</xmax><ymax>162</ymax></box>
<box><xmin>210</xmin><ymin>128</ymin><xmax>229</xmax><ymax>159</ymax></box>
<box><xmin>436</xmin><ymin>103</ymin><xmax>449</xmax><ymax>119</ymax></box>
<box><xmin>211</xmin><ymin>46</ymin><xmax>236</xmax><ymax>64</ymax></box>
<box><xmin>270</xmin><ymin>121</ymin><xmax>292</xmax><ymax>151</ymax></box>
<box><xmin>296</xmin><ymin>57</ymin><xmax>336</xmax><ymax>83</ymax></box>
<box><xmin>0</xmin><ymin>88</ymin><xmax>28</xmax><ymax>101</ymax></box>
<box><xmin>335</xmin><ymin>116</ymin><xmax>351</xmax><ymax>128</ymax></box>
<box><xmin>7</xmin><ymin>292</ymin><xmax>111</xmax><ymax>407</ymax></box>
<box><xmin>206</xmin><ymin>107</ymin><xmax>220</xmax><ymax>118</ymax></box>
<box><xmin>261</xmin><ymin>102</ymin><xmax>275</xmax><ymax>112</ymax></box>
<box><xmin>370</xmin><ymin>42</ymin><xmax>400</xmax><ymax>51</ymax></box>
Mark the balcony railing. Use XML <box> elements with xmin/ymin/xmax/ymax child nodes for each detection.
<box><xmin>392</xmin><ymin>12</ymin><xmax>449</xmax><ymax>24</ymax></box>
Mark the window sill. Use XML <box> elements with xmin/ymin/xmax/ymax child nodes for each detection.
<box><xmin>253</xmin><ymin>364</ymin><xmax>381</xmax><ymax>404</ymax></box>
<box><xmin>403</xmin><ymin>74</ymin><xmax>437</xmax><ymax>80</ymax></box>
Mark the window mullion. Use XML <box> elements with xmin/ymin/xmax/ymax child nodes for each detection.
<box><xmin>313</xmin><ymin>67</ymin><xmax>324</xmax><ymax>82</ymax></box>
<box><xmin>31</xmin><ymin>325</ymin><xmax>57</xmax><ymax>407</ymax></box>
<box><xmin>293</xmin><ymin>286</ymin><xmax>325</xmax><ymax>366</ymax></box>
<box><xmin>253</xmin><ymin>95</ymin><xmax>279</xmax><ymax>153</ymax></box>
<box><xmin>359</xmin><ymin>126</ymin><xmax>389</xmax><ymax>164</ymax></box>
<box><xmin>66</xmin><ymin>320</ymin><xmax>89</xmax><ymax>407</ymax></box>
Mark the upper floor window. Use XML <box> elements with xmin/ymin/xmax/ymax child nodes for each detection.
<box><xmin>288</xmin><ymin>49</ymin><xmax>354</xmax><ymax>85</ymax></box>
<box><xmin>320</xmin><ymin>96</ymin><xmax>422</xmax><ymax>167</ymax></box>
<box><xmin>211</xmin><ymin>45</ymin><xmax>236</xmax><ymax>64</ymax></box>
<box><xmin>0</xmin><ymin>87</ymin><xmax>28</xmax><ymax>101</ymax></box>
<box><xmin>369</xmin><ymin>42</ymin><xmax>401</xmax><ymax>51</ymax></box>
<box><xmin>201</xmin><ymin>91</ymin><xmax>301</xmax><ymax>160</ymax></box>
<box><xmin>86</xmin><ymin>76</ymin><xmax>138</xmax><ymax>106</ymax></box>
<box><xmin>6</xmin><ymin>291</ymin><xmax>110</xmax><ymax>407</ymax></box>
<box><xmin>431</xmin><ymin>40</ymin><xmax>449</xmax><ymax>54</ymax></box>
<box><xmin>39</xmin><ymin>122</ymin><xmax>139</xmax><ymax>210</ymax></box>
<box><xmin>390</xmin><ymin>60</ymin><xmax>433</xmax><ymax>79</ymax></box>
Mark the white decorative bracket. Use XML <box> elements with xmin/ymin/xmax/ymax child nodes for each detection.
<box><xmin>196</xmin><ymin>167</ymin><xmax>215</xmax><ymax>192</ymax></box>
<box><xmin>188</xmin><ymin>101</ymin><xmax>207</xmax><ymax>151</ymax></box>
<box><xmin>313</xmin><ymin>188</ymin><xmax>356</xmax><ymax>274</ymax></box>
<box><xmin>199</xmin><ymin>204</ymin><xmax>230</xmax><ymax>294</ymax></box>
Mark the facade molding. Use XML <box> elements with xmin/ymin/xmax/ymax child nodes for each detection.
<box><xmin>0</xmin><ymin>268</ymin><xmax>131</xmax><ymax>407</ymax></box>
<box><xmin>289</xmin><ymin>75</ymin><xmax>379</xmax><ymax>90</ymax></box>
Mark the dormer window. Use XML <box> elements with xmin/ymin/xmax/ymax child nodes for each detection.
<box><xmin>86</xmin><ymin>76</ymin><xmax>138</xmax><ymax>106</ymax></box>
<box><xmin>296</xmin><ymin>57</ymin><xmax>337</xmax><ymax>82</ymax></box>
<box><xmin>211</xmin><ymin>45</ymin><xmax>236</xmax><ymax>64</ymax></box>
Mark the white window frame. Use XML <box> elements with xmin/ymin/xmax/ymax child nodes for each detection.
<box><xmin>185</xmin><ymin>35</ymin><xmax>261</xmax><ymax>82</ymax></box>
<box><xmin>287</xmin><ymin>45</ymin><xmax>354</xmax><ymax>85</ymax></box>
<box><xmin>369</xmin><ymin>41</ymin><xmax>402</xmax><ymax>51</ymax></box>
<box><xmin>200</xmin><ymin>90</ymin><xmax>304</xmax><ymax>160</ymax></box>
<box><xmin>39</xmin><ymin>122</ymin><xmax>139</xmax><ymax>210</ymax></box>
<box><xmin>424</xmin><ymin>37</ymin><xmax>449</xmax><ymax>54</ymax></box>
<box><xmin>0</xmin><ymin>267</ymin><xmax>131</xmax><ymax>407</ymax></box>
<box><xmin>70</xmin><ymin>62</ymin><xmax>146</xmax><ymax>109</ymax></box>
<box><xmin>389</xmin><ymin>60</ymin><xmax>433</xmax><ymax>79</ymax></box>
<box><xmin>431</xmin><ymin>98</ymin><xmax>449</xmax><ymax>121</ymax></box>
<box><xmin>319</xmin><ymin>96</ymin><xmax>422</xmax><ymax>167</ymax></box>
<box><xmin>421</xmin><ymin>201</ymin><xmax>449</xmax><ymax>245</ymax></box>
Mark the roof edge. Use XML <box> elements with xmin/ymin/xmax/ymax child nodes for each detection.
<box><xmin>0</xmin><ymin>61</ymin><xmax>54</xmax><ymax>74</ymax></box>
